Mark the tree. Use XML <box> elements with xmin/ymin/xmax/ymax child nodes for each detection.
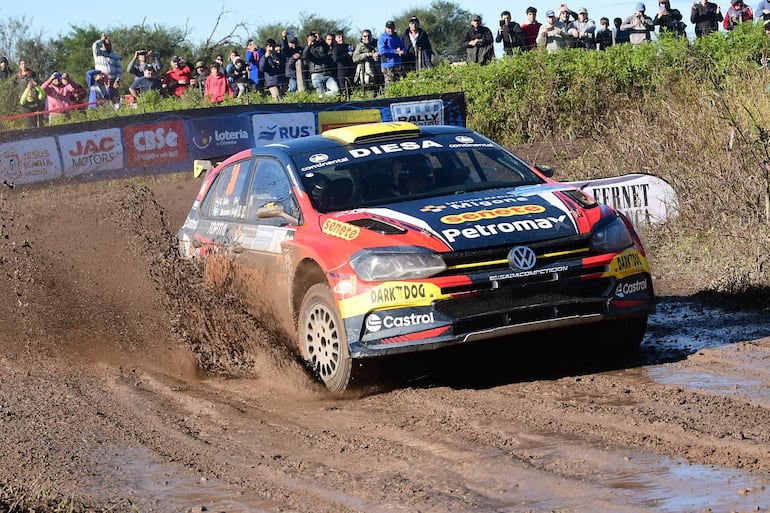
<box><xmin>392</xmin><ymin>1</ymin><xmax>471</xmax><ymax>62</ymax></box>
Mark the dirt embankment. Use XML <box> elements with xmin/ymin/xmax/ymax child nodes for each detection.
<box><xmin>1</xmin><ymin>173</ymin><xmax>770</xmax><ymax>513</ymax></box>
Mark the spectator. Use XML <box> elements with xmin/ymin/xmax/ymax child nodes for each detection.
<box><xmin>521</xmin><ymin>7</ymin><xmax>542</xmax><ymax>50</ymax></box>
<box><xmin>303</xmin><ymin>31</ymin><xmax>339</xmax><ymax>97</ymax></box>
<box><xmin>403</xmin><ymin>16</ymin><xmax>435</xmax><ymax>70</ymax></box>
<box><xmin>86</xmin><ymin>70</ymin><xmax>115</xmax><ymax>108</ymax></box>
<box><xmin>331</xmin><ymin>31</ymin><xmax>356</xmax><ymax>96</ymax></box>
<box><xmin>17</xmin><ymin>60</ymin><xmax>36</xmax><ymax>82</ymax></box>
<box><xmin>596</xmin><ymin>17</ymin><xmax>615</xmax><ymax>49</ymax></box>
<box><xmin>0</xmin><ymin>57</ymin><xmax>11</xmax><ymax>80</ymax></box>
<box><xmin>724</xmin><ymin>0</ymin><xmax>753</xmax><ymax>29</ymax></box>
<box><xmin>204</xmin><ymin>63</ymin><xmax>233</xmax><ymax>103</ymax></box>
<box><xmin>758</xmin><ymin>0</ymin><xmax>770</xmax><ymax>21</ymax></box>
<box><xmin>378</xmin><ymin>21</ymin><xmax>405</xmax><ymax>86</ymax></box>
<box><xmin>691</xmin><ymin>0</ymin><xmax>722</xmax><ymax>35</ymax></box>
<box><xmin>536</xmin><ymin>10</ymin><xmax>572</xmax><ymax>52</ymax></box>
<box><xmin>261</xmin><ymin>38</ymin><xmax>287</xmax><ymax>101</ymax></box>
<box><xmin>128</xmin><ymin>66</ymin><xmax>162</xmax><ymax>100</ymax></box>
<box><xmin>282</xmin><ymin>31</ymin><xmax>303</xmax><ymax>92</ymax></box>
<box><xmin>245</xmin><ymin>39</ymin><xmax>263</xmax><ymax>91</ymax></box>
<box><xmin>19</xmin><ymin>78</ymin><xmax>45</xmax><ymax>127</ymax></box>
<box><xmin>353</xmin><ymin>29</ymin><xmax>382</xmax><ymax>91</ymax></box>
<box><xmin>227</xmin><ymin>54</ymin><xmax>251</xmax><ymax>97</ymax></box>
<box><xmin>614</xmin><ymin>17</ymin><xmax>631</xmax><ymax>43</ymax></box>
<box><xmin>61</xmin><ymin>72</ymin><xmax>86</xmax><ymax>108</ymax></box>
<box><xmin>192</xmin><ymin>61</ymin><xmax>208</xmax><ymax>93</ymax></box>
<box><xmin>620</xmin><ymin>3</ymin><xmax>655</xmax><ymax>44</ymax></box>
<box><xmin>163</xmin><ymin>56</ymin><xmax>192</xmax><ymax>97</ymax></box>
<box><xmin>126</xmin><ymin>50</ymin><xmax>160</xmax><ymax>78</ymax></box>
<box><xmin>41</xmin><ymin>72</ymin><xmax>76</xmax><ymax>120</ymax></box>
<box><xmin>573</xmin><ymin>8</ymin><xmax>597</xmax><ymax>48</ymax></box>
<box><xmin>464</xmin><ymin>15</ymin><xmax>495</xmax><ymax>64</ymax></box>
<box><xmin>654</xmin><ymin>0</ymin><xmax>686</xmax><ymax>35</ymax></box>
<box><xmin>496</xmin><ymin>11</ymin><xmax>525</xmax><ymax>56</ymax></box>
<box><xmin>92</xmin><ymin>34</ymin><xmax>122</xmax><ymax>87</ymax></box>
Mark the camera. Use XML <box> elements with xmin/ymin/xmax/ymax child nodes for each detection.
<box><xmin>500</xmin><ymin>19</ymin><xmax>505</xmax><ymax>26</ymax></box>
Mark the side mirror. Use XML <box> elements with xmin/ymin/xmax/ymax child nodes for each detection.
<box><xmin>534</xmin><ymin>164</ymin><xmax>554</xmax><ymax>178</ymax></box>
<box><xmin>256</xmin><ymin>202</ymin><xmax>298</xmax><ymax>224</ymax></box>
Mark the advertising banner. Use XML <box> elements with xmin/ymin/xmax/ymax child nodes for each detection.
<box><xmin>567</xmin><ymin>173</ymin><xmax>679</xmax><ymax>228</ymax></box>
<box><xmin>123</xmin><ymin>120</ymin><xmax>188</xmax><ymax>168</ymax></box>
<box><xmin>58</xmin><ymin>128</ymin><xmax>124</xmax><ymax>177</ymax></box>
<box><xmin>0</xmin><ymin>137</ymin><xmax>61</xmax><ymax>185</ymax></box>
<box><xmin>389</xmin><ymin>99</ymin><xmax>445</xmax><ymax>126</ymax></box>
<box><xmin>188</xmin><ymin>116</ymin><xmax>252</xmax><ymax>160</ymax></box>
<box><xmin>251</xmin><ymin>112</ymin><xmax>317</xmax><ymax>146</ymax></box>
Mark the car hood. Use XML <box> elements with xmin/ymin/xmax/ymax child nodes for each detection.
<box><xmin>340</xmin><ymin>185</ymin><xmax>590</xmax><ymax>251</ymax></box>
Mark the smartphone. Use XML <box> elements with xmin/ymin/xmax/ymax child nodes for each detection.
<box><xmin>500</xmin><ymin>20</ymin><xmax>505</xmax><ymax>26</ymax></box>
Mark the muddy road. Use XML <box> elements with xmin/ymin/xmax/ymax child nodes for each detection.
<box><xmin>1</xmin><ymin>174</ymin><xmax>770</xmax><ymax>513</ymax></box>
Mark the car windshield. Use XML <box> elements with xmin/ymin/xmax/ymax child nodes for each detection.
<box><xmin>298</xmin><ymin>145</ymin><xmax>545</xmax><ymax>213</ymax></box>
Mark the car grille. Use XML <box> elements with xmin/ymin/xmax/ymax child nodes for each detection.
<box><xmin>438</xmin><ymin>233</ymin><xmax>594</xmax><ymax>277</ymax></box>
<box><xmin>433</xmin><ymin>234</ymin><xmax>612</xmax><ymax>335</ymax></box>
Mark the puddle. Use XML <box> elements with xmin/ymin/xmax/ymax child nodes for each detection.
<box><xmin>90</xmin><ymin>446</ymin><xmax>276</xmax><ymax>512</ymax></box>
<box><xmin>644</xmin><ymin>298</ymin><xmax>770</xmax><ymax>359</ymax></box>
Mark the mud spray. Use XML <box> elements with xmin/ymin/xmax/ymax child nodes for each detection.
<box><xmin>114</xmin><ymin>184</ymin><xmax>320</xmax><ymax>392</ymax></box>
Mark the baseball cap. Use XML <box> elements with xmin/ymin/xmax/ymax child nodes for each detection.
<box><xmin>578</xmin><ymin>7</ymin><xmax>588</xmax><ymax>14</ymax></box>
<box><xmin>53</xmin><ymin>72</ymin><xmax>62</xmax><ymax>79</ymax></box>
<box><xmin>409</xmin><ymin>16</ymin><xmax>419</xmax><ymax>24</ymax></box>
<box><xmin>546</xmin><ymin>10</ymin><xmax>555</xmax><ymax>17</ymax></box>
<box><xmin>194</xmin><ymin>60</ymin><xmax>205</xmax><ymax>68</ymax></box>
<box><xmin>171</xmin><ymin>55</ymin><xmax>180</xmax><ymax>62</ymax></box>
<box><xmin>385</xmin><ymin>20</ymin><xmax>396</xmax><ymax>29</ymax></box>
<box><xmin>471</xmin><ymin>15</ymin><xmax>481</xmax><ymax>21</ymax></box>
<box><xmin>289</xmin><ymin>36</ymin><xmax>298</xmax><ymax>43</ymax></box>
<box><xmin>636</xmin><ymin>2</ymin><xmax>646</xmax><ymax>11</ymax></box>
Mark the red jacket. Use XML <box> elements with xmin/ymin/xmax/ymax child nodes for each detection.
<box><xmin>204</xmin><ymin>72</ymin><xmax>233</xmax><ymax>103</ymax></box>
<box><xmin>164</xmin><ymin>65</ymin><xmax>192</xmax><ymax>97</ymax></box>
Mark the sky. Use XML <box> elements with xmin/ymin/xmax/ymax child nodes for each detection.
<box><xmin>2</xmin><ymin>0</ymin><xmax>739</xmax><ymax>54</ymax></box>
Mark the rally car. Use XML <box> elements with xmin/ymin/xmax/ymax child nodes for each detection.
<box><xmin>178</xmin><ymin>122</ymin><xmax>655</xmax><ymax>393</ymax></box>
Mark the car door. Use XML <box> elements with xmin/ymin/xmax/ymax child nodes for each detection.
<box><xmin>233</xmin><ymin>156</ymin><xmax>300</xmax><ymax>322</ymax></box>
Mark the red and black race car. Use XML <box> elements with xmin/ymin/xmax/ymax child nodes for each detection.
<box><xmin>178</xmin><ymin>122</ymin><xmax>655</xmax><ymax>392</ymax></box>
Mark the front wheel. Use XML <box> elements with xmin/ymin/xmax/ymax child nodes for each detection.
<box><xmin>298</xmin><ymin>283</ymin><xmax>353</xmax><ymax>393</ymax></box>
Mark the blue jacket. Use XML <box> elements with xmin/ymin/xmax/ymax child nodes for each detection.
<box><xmin>377</xmin><ymin>31</ymin><xmax>404</xmax><ymax>69</ymax></box>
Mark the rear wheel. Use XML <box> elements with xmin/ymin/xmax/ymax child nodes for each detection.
<box><xmin>298</xmin><ymin>283</ymin><xmax>353</xmax><ymax>393</ymax></box>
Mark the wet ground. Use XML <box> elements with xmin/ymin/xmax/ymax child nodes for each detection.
<box><xmin>1</xmin><ymin>174</ymin><xmax>770</xmax><ymax>513</ymax></box>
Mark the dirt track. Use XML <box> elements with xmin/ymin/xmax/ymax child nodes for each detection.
<box><xmin>2</xmin><ymin>173</ymin><xmax>770</xmax><ymax>513</ymax></box>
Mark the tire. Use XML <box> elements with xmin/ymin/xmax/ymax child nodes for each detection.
<box><xmin>298</xmin><ymin>283</ymin><xmax>353</xmax><ymax>393</ymax></box>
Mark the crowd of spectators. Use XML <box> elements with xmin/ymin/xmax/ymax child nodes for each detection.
<box><xmin>2</xmin><ymin>0</ymin><xmax>769</xmax><ymax>126</ymax></box>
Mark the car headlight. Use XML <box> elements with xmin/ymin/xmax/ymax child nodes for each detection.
<box><xmin>349</xmin><ymin>247</ymin><xmax>447</xmax><ymax>281</ymax></box>
<box><xmin>591</xmin><ymin>216</ymin><xmax>634</xmax><ymax>253</ymax></box>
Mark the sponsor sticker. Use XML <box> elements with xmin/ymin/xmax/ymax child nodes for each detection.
<box><xmin>365</xmin><ymin>311</ymin><xmax>436</xmax><ymax>333</ymax></box>
<box><xmin>442</xmin><ymin>215</ymin><xmax>568</xmax><ymax>243</ymax></box>
<box><xmin>608</xmin><ymin>249</ymin><xmax>650</xmax><ymax>279</ymax></box>
<box><xmin>440</xmin><ymin>205</ymin><xmax>546</xmax><ymax>224</ymax></box>
<box><xmin>348</xmin><ymin>139</ymin><xmax>442</xmax><ymax>159</ymax></box>
<box><xmin>615</xmin><ymin>278</ymin><xmax>649</xmax><ymax>298</ymax></box>
<box><xmin>322</xmin><ymin>218</ymin><xmax>360</xmax><ymax>240</ymax></box>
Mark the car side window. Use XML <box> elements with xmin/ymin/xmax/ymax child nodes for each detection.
<box><xmin>247</xmin><ymin>158</ymin><xmax>298</xmax><ymax>224</ymax></box>
<box><xmin>201</xmin><ymin>160</ymin><xmax>254</xmax><ymax>219</ymax></box>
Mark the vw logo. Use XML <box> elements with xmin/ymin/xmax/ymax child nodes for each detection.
<box><xmin>508</xmin><ymin>246</ymin><xmax>537</xmax><ymax>271</ymax></box>
<box><xmin>455</xmin><ymin>135</ymin><xmax>474</xmax><ymax>144</ymax></box>
<box><xmin>309</xmin><ymin>153</ymin><xmax>329</xmax><ymax>164</ymax></box>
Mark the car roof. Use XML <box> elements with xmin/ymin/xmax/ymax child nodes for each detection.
<box><xmin>215</xmin><ymin>123</ymin><xmax>479</xmax><ymax>169</ymax></box>
<box><xmin>261</xmin><ymin>123</ymin><xmax>477</xmax><ymax>156</ymax></box>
